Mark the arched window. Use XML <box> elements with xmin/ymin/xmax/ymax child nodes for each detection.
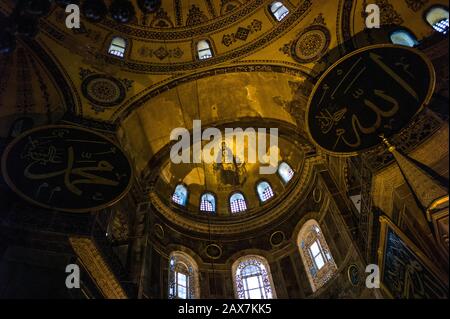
<box><xmin>168</xmin><ymin>251</ymin><xmax>199</xmax><ymax>299</ymax></box>
<box><xmin>256</xmin><ymin>181</ymin><xmax>274</xmax><ymax>202</ymax></box>
<box><xmin>298</xmin><ymin>220</ymin><xmax>337</xmax><ymax>292</ymax></box>
<box><xmin>426</xmin><ymin>6</ymin><xmax>449</xmax><ymax>34</ymax></box>
<box><xmin>230</xmin><ymin>192</ymin><xmax>247</xmax><ymax>213</ymax></box>
<box><xmin>172</xmin><ymin>184</ymin><xmax>188</xmax><ymax>206</ymax></box>
<box><xmin>270</xmin><ymin>2</ymin><xmax>289</xmax><ymax>21</ymax></box>
<box><xmin>200</xmin><ymin>192</ymin><xmax>216</xmax><ymax>213</ymax></box>
<box><xmin>390</xmin><ymin>29</ymin><xmax>418</xmax><ymax>47</ymax></box>
<box><xmin>277</xmin><ymin>162</ymin><xmax>294</xmax><ymax>184</ymax></box>
<box><xmin>108</xmin><ymin>36</ymin><xmax>127</xmax><ymax>58</ymax></box>
<box><xmin>232</xmin><ymin>255</ymin><xmax>276</xmax><ymax>299</ymax></box>
<box><xmin>197</xmin><ymin>40</ymin><xmax>213</xmax><ymax>60</ymax></box>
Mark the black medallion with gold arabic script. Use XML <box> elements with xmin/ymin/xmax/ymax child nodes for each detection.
<box><xmin>306</xmin><ymin>44</ymin><xmax>435</xmax><ymax>156</ymax></box>
<box><xmin>1</xmin><ymin>125</ymin><xmax>133</xmax><ymax>213</ymax></box>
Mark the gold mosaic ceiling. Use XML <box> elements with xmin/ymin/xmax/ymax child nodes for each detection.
<box><xmin>0</xmin><ymin>0</ymin><xmax>444</xmax><ymax>126</ymax></box>
<box><xmin>106</xmin><ymin>0</ymin><xmax>265</xmax><ymax>30</ymax></box>
<box><xmin>0</xmin><ymin>0</ymin><xmax>447</xmax><ymax>214</ymax></box>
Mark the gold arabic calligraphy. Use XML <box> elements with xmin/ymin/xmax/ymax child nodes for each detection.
<box><xmin>315</xmin><ymin>52</ymin><xmax>420</xmax><ymax>151</ymax></box>
<box><xmin>24</xmin><ymin>146</ymin><xmax>119</xmax><ymax>196</ymax></box>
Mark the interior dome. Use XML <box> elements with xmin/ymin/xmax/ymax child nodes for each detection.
<box><xmin>0</xmin><ymin>0</ymin><xmax>447</xmax><ymax>301</ymax></box>
<box><xmin>154</xmin><ymin>129</ymin><xmax>305</xmax><ymax>216</ymax></box>
<box><xmin>101</xmin><ymin>0</ymin><xmax>261</xmax><ymax>32</ymax></box>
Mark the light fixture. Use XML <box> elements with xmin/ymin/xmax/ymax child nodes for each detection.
<box><xmin>110</xmin><ymin>0</ymin><xmax>136</xmax><ymax>24</ymax></box>
<box><xmin>138</xmin><ymin>0</ymin><xmax>161</xmax><ymax>13</ymax></box>
<box><xmin>82</xmin><ymin>0</ymin><xmax>107</xmax><ymax>22</ymax></box>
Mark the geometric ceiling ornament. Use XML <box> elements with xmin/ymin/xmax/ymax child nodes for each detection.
<box><xmin>1</xmin><ymin>125</ymin><xmax>133</xmax><ymax>213</ymax></box>
<box><xmin>220</xmin><ymin>0</ymin><xmax>242</xmax><ymax>15</ymax></box>
<box><xmin>82</xmin><ymin>75</ymin><xmax>126</xmax><ymax>105</ymax></box>
<box><xmin>305</xmin><ymin>44</ymin><xmax>436</xmax><ymax>156</ymax></box>
<box><xmin>291</xmin><ymin>25</ymin><xmax>331</xmax><ymax>64</ymax></box>
<box><xmin>80</xmin><ymin>69</ymin><xmax>133</xmax><ymax>112</ymax></box>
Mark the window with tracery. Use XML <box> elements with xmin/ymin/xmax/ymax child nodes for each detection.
<box><xmin>298</xmin><ymin>220</ymin><xmax>337</xmax><ymax>292</ymax></box>
<box><xmin>257</xmin><ymin>181</ymin><xmax>274</xmax><ymax>202</ymax></box>
<box><xmin>108</xmin><ymin>37</ymin><xmax>127</xmax><ymax>58</ymax></box>
<box><xmin>270</xmin><ymin>2</ymin><xmax>289</xmax><ymax>21</ymax></box>
<box><xmin>277</xmin><ymin>162</ymin><xmax>294</xmax><ymax>184</ymax></box>
<box><xmin>200</xmin><ymin>192</ymin><xmax>216</xmax><ymax>213</ymax></box>
<box><xmin>233</xmin><ymin>256</ymin><xmax>276</xmax><ymax>299</ymax></box>
<box><xmin>230</xmin><ymin>192</ymin><xmax>247</xmax><ymax>213</ymax></box>
<box><xmin>426</xmin><ymin>6</ymin><xmax>449</xmax><ymax>34</ymax></box>
<box><xmin>172</xmin><ymin>184</ymin><xmax>188</xmax><ymax>206</ymax></box>
<box><xmin>168</xmin><ymin>252</ymin><xmax>199</xmax><ymax>299</ymax></box>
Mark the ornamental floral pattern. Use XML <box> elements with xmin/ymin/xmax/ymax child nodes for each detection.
<box><xmin>404</xmin><ymin>0</ymin><xmax>429</xmax><ymax>12</ymax></box>
<box><xmin>222</xmin><ymin>20</ymin><xmax>263</xmax><ymax>47</ymax></box>
<box><xmin>361</xmin><ymin>0</ymin><xmax>404</xmax><ymax>25</ymax></box>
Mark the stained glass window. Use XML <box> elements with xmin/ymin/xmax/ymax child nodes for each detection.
<box><xmin>270</xmin><ymin>2</ymin><xmax>289</xmax><ymax>21</ymax></box>
<box><xmin>278</xmin><ymin>162</ymin><xmax>294</xmax><ymax>184</ymax></box>
<box><xmin>390</xmin><ymin>30</ymin><xmax>418</xmax><ymax>47</ymax></box>
<box><xmin>168</xmin><ymin>252</ymin><xmax>199</xmax><ymax>299</ymax></box>
<box><xmin>172</xmin><ymin>184</ymin><xmax>188</xmax><ymax>206</ymax></box>
<box><xmin>108</xmin><ymin>37</ymin><xmax>127</xmax><ymax>58</ymax></box>
<box><xmin>197</xmin><ymin>40</ymin><xmax>213</xmax><ymax>60</ymax></box>
<box><xmin>298</xmin><ymin>220</ymin><xmax>337</xmax><ymax>292</ymax></box>
<box><xmin>433</xmin><ymin>18</ymin><xmax>449</xmax><ymax>34</ymax></box>
<box><xmin>230</xmin><ymin>192</ymin><xmax>247</xmax><ymax>214</ymax></box>
<box><xmin>257</xmin><ymin>181</ymin><xmax>274</xmax><ymax>202</ymax></box>
<box><xmin>200</xmin><ymin>193</ymin><xmax>216</xmax><ymax>213</ymax></box>
<box><xmin>233</xmin><ymin>256</ymin><xmax>275</xmax><ymax>299</ymax></box>
<box><xmin>426</xmin><ymin>7</ymin><xmax>449</xmax><ymax>34</ymax></box>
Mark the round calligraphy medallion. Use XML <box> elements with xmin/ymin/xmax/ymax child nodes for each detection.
<box><xmin>1</xmin><ymin>125</ymin><xmax>133</xmax><ymax>213</ymax></box>
<box><xmin>305</xmin><ymin>44</ymin><xmax>435</xmax><ymax>156</ymax></box>
<box><xmin>205</xmin><ymin>244</ymin><xmax>222</xmax><ymax>260</ymax></box>
<box><xmin>269</xmin><ymin>231</ymin><xmax>286</xmax><ymax>247</ymax></box>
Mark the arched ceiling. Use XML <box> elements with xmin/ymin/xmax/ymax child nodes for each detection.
<box><xmin>2</xmin><ymin>0</ymin><xmax>445</xmax><ymax>127</ymax></box>
<box><xmin>115</xmin><ymin>0</ymin><xmax>255</xmax><ymax>29</ymax></box>
<box><xmin>0</xmin><ymin>0</ymin><xmax>447</xmax><ymax>213</ymax></box>
<box><xmin>13</xmin><ymin>0</ymin><xmax>317</xmax><ymax>74</ymax></box>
